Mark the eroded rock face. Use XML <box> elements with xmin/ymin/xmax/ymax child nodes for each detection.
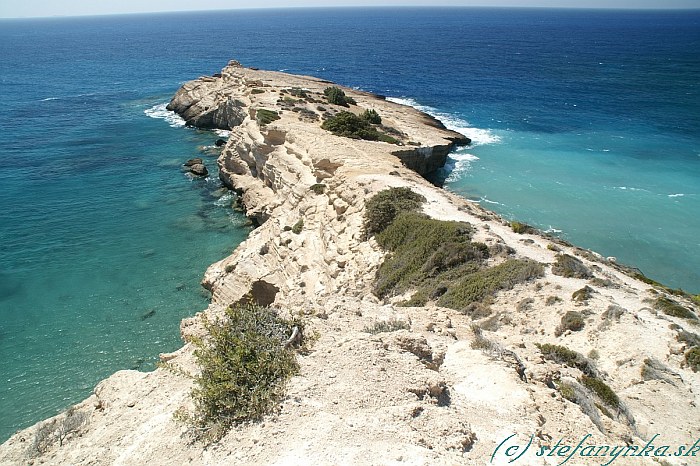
<box><xmin>3</xmin><ymin>62</ymin><xmax>698</xmax><ymax>466</ymax></box>
<box><xmin>167</xmin><ymin>80</ymin><xmax>247</xmax><ymax>130</ymax></box>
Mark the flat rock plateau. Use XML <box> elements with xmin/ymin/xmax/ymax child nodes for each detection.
<box><xmin>2</xmin><ymin>61</ymin><xmax>698</xmax><ymax>466</ymax></box>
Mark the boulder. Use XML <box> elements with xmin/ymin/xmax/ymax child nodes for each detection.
<box><xmin>188</xmin><ymin>163</ymin><xmax>208</xmax><ymax>177</ymax></box>
<box><xmin>215</xmin><ymin>138</ymin><xmax>227</xmax><ymax>147</ymax></box>
<box><xmin>184</xmin><ymin>158</ymin><xmax>203</xmax><ymax>167</ymax></box>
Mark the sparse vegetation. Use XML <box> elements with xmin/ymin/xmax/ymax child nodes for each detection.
<box><xmin>510</xmin><ymin>221</ymin><xmax>533</xmax><ymax>234</ymax></box>
<box><xmin>179</xmin><ymin>303</ymin><xmax>301</xmax><ymax>442</ymax></box>
<box><xmin>310</xmin><ymin>183</ymin><xmax>326</xmax><ymax>194</ymax></box>
<box><xmin>555</xmin><ymin>380</ymin><xmax>577</xmax><ymax>403</ymax></box>
<box><xmin>686</xmin><ymin>347</ymin><xmax>700</xmax><ymax>372</ymax></box>
<box><xmin>251</xmin><ymin>88</ymin><xmax>265</xmax><ymax>94</ymax></box>
<box><xmin>536</xmin><ymin>343</ymin><xmax>596</xmax><ymax>377</ymax></box>
<box><xmin>438</xmin><ymin>259</ymin><xmax>544</xmax><ymax>310</ymax></box>
<box><xmin>677</xmin><ymin>329</ymin><xmax>700</xmax><ymax>347</ymax></box>
<box><xmin>363</xmin><ymin>318</ymin><xmax>411</xmax><ymax>334</ymax></box>
<box><xmin>590</xmin><ymin>277</ymin><xmax>615</xmax><ymax>288</ymax></box>
<box><xmin>554</xmin><ymin>378</ymin><xmax>604</xmax><ymax>431</ymax></box>
<box><xmin>292</xmin><ymin>219</ymin><xmax>304</xmax><ymax>234</ymax></box>
<box><xmin>516</xmin><ymin>297</ymin><xmax>534</xmax><ymax>312</ymax></box>
<box><xmin>655</xmin><ymin>297</ymin><xmax>697</xmax><ymax>320</ymax></box>
<box><xmin>256</xmin><ymin>108</ymin><xmax>280</xmax><ymax>126</ymax></box>
<box><xmin>572</xmin><ymin>285</ymin><xmax>595</xmax><ymax>303</ymax></box>
<box><xmin>365</xmin><ymin>187</ymin><xmax>543</xmax><ymax>311</ymax></box>
<box><xmin>552</xmin><ymin>254</ymin><xmax>592</xmax><ymax>279</ymax></box>
<box><xmin>287</xmin><ymin>87</ymin><xmax>310</xmax><ymax>99</ymax></box>
<box><xmin>601</xmin><ymin>304</ymin><xmax>626</xmax><ymax>322</ymax></box>
<box><xmin>323</xmin><ymin>86</ymin><xmax>356</xmax><ymax>106</ymax></box>
<box><xmin>374</xmin><ymin>213</ymin><xmax>479</xmax><ymax>297</ymax></box>
<box><xmin>580</xmin><ymin>375</ymin><xmax>620</xmax><ymax>409</ymax></box>
<box><xmin>321</xmin><ymin>111</ymin><xmax>398</xmax><ymax>144</ymax></box>
<box><xmin>555</xmin><ymin>311</ymin><xmax>585</xmax><ymax>336</ymax></box>
<box><xmin>363</xmin><ymin>187</ymin><xmax>425</xmax><ymax>237</ymax></box>
<box><xmin>545</xmin><ymin>296</ymin><xmax>562</xmax><ymax>306</ymax></box>
<box><xmin>31</xmin><ymin>407</ymin><xmax>89</xmax><ymax>456</ymax></box>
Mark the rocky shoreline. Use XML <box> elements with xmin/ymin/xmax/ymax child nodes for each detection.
<box><xmin>1</xmin><ymin>61</ymin><xmax>698</xmax><ymax>466</ymax></box>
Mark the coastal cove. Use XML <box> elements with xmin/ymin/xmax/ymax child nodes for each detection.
<box><xmin>1</xmin><ymin>6</ymin><xmax>699</xmax><ymax>446</ymax></box>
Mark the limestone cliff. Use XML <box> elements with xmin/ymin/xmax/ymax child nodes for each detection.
<box><xmin>1</xmin><ymin>61</ymin><xmax>698</xmax><ymax>466</ymax></box>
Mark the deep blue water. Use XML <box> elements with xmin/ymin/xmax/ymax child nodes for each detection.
<box><xmin>1</xmin><ymin>7</ymin><xmax>699</xmax><ymax>442</ymax></box>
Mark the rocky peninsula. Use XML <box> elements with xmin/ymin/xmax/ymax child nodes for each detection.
<box><xmin>1</xmin><ymin>61</ymin><xmax>698</xmax><ymax>465</ymax></box>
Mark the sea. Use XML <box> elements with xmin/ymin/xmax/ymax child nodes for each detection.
<box><xmin>1</xmin><ymin>7</ymin><xmax>698</xmax><ymax>442</ymax></box>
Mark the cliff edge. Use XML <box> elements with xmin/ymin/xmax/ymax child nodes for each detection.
<box><xmin>1</xmin><ymin>61</ymin><xmax>698</xmax><ymax>466</ymax></box>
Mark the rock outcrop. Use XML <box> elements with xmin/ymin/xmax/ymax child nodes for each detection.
<box><xmin>2</xmin><ymin>62</ymin><xmax>698</xmax><ymax>466</ymax></box>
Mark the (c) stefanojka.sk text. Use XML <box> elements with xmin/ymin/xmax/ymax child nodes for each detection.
<box><xmin>491</xmin><ymin>433</ymin><xmax>700</xmax><ymax>465</ymax></box>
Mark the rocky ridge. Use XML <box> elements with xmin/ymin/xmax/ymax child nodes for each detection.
<box><xmin>1</xmin><ymin>61</ymin><xmax>698</xmax><ymax>466</ymax></box>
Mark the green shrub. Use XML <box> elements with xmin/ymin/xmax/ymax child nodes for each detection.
<box><xmin>555</xmin><ymin>380</ymin><xmax>577</xmax><ymax>403</ymax></box>
<box><xmin>323</xmin><ymin>86</ymin><xmax>355</xmax><ymax>106</ymax></box>
<box><xmin>363</xmin><ymin>318</ymin><xmax>410</xmax><ymax>334</ymax></box>
<box><xmin>363</xmin><ymin>187</ymin><xmax>425</xmax><ymax>237</ymax></box>
<box><xmin>510</xmin><ymin>221</ymin><xmax>532</xmax><ymax>234</ymax></box>
<box><xmin>556</xmin><ymin>311</ymin><xmax>585</xmax><ymax>336</ymax></box>
<box><xmin>438</xmin><ymin>259</ymin><xmax>544</xmax><ymax>310</ymax></box>
<box><xmin>310</xmin><ymin>183</ymin><xmax>326</xmax><ymax>194</ymax></box>
<box><xmin>686</xmin><ymin>347</ymin><xmax>700</xmax><ymax>372</ymax></box>
<box><xmin>291</xmin><ymin>219</ymin><xmax>304</xmax><ymax>234</ymax></box>
<box><xmin>377</xmin><ymin>133</ymin><xmax>400</xmax><ymax>144</ymax></box>
<box><xmin>361</xmin><ymin>109</ymin><xmax>382</xmax><ymax>124</ymax></box>
<box><xmin>536</xmin><ymin>343</ymin><xmax>596</xmax><ymax>377</ymax></box>
<box><xmin>677</xmin><ymin>330</ymin><xmax>700</xmax><ymax>347</ymax></box>
<box><xmin>374</xmin><ymin>213</ymin><xmax>477</xmax><ymax>297</ymax></box>
<box><xmin>288</xmin><ymin>87</ymin><xmax>309</xmax><ymax>98</ymax></box>
<box><xmin>251</xmin><ymin>88</ymin><xmax>265</xmax><ymax>95</ymax></box>
<box><xmin>321</xmin><ymin>111</ymin><xmax>398</xmax><ymax>144</ymax></box>
<box><xmin>256</xmin><ymin>108</ymin><xmax>280</xmax><ymax>126</ymax></box>
<box><xmin>545</xmin><ymin>296</ymin><xmax>562</xmax><ymax>306</ymax></box>
<box><xmin>552</xmin><ymin>254</ymin><xmax>592</xmax><ymax>279</ymax></box>
<box><xmin>572</xmin><ymin>285</ymin><xmax>594</xmax><ymax>303</ymax></box>
<box><xmin>655</xmin><ymin>297</ymin><xmax>697</xmax><ymax>320</ymax></box>
<box><xmin>182</xmin><ymin>303</ymin><xmax>300</xmax><ymax>442</ymax></box>
<box><xmin>367</xmin><ymin>190</ymin><xmax>542</xmax><ymax>311</ymax></box>
<box><xmin>580</xmin><ymin>375</ymin><xmax>619</xmax><ymax>409</ymax></box>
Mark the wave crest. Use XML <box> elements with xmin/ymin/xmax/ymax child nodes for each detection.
<box><xmin>144</xmin><ymin>103</ymin><xmax>186</xmax><ymax>128</ymax></box>
<box><xmin>386</xmin><ymin>97</ymin><xmax>500</xmax><ymax>146</ymax></box>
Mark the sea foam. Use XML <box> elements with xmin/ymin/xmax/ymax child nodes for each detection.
<box><xmin>386</xmin><ymin>97</ymin><xmax>501</xmax><ymax>146</ymax></box>
<box><xmin>145</xmin><ymin>103</ymin><xmax>186</xmax><ymax>128</ymax></box>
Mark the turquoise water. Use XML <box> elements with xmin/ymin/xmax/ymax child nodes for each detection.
<box><xmin>1</xmin><ymin>7</ymin><xmax>699</xmax><ymax>442</ymax></box>
<box><xmin>447</xmin><ymin>129</ymin><xmax>699</xmax><ymax>286</ymax></box>
<box><xmin>0</xmin><ymin>84</ymin><xmax>252</xmax><ymax>439</ymax></box>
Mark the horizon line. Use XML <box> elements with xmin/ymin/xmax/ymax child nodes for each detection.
<box><xmin>2</xmin><ymin>5</ymin><xmax>700</xmax><ymax>20</ymax></box>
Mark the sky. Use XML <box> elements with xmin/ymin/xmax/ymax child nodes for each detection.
<box><xmin>0</xmin><ymin>0</ymin><xmax>697</xmax><ymax>18</ymax></box>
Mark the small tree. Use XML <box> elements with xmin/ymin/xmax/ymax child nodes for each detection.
<box><xmin>361</xmin><ymin>109</ymin><xmax>382</xmax><ymax>125</ymax></box>
<box><xmin>324</xmin><ymin>86</ymin><xmax>355</xmax><ymax>107</ymax></box>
